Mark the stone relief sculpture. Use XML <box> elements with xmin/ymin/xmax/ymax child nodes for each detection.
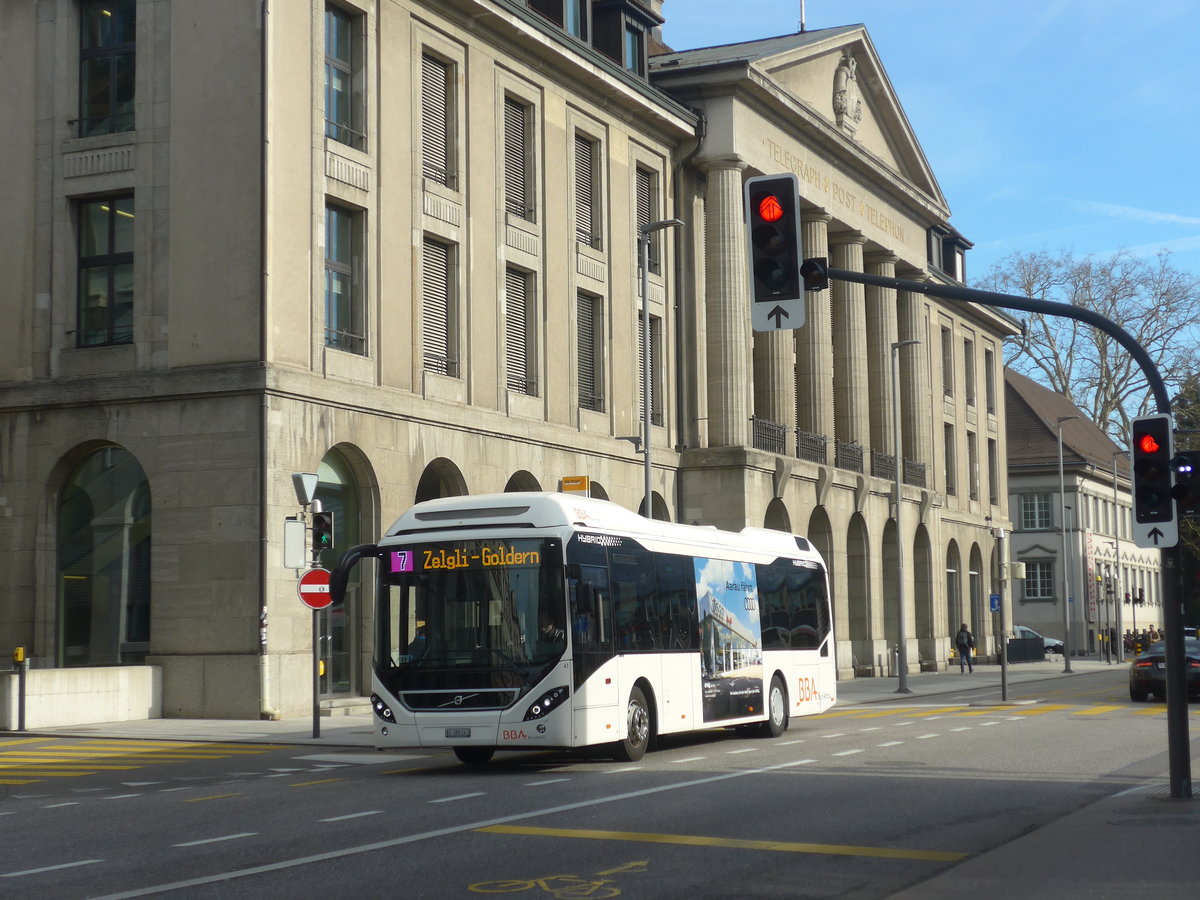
<box><xmin>833</xmin><ymin>51</ymin><xmax>863</xmax><ymax>135</ymax></box>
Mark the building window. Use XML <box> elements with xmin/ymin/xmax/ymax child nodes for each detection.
<box><xmin>639</xmin><ymin>315</ymin><xmax>663</xmax><ymax>427</ymax></box>
<box><xmin>79</xmin><ymin>0</ymin><xmax>135</xmax><ymax>136</ymax></box>
<box><xmin>574</xmin><ymin>134</ymin><xmax>602</xmax><ymax>249</ymax></box>
<box><xmin>421</xmin><ymin>53</ymin><xmax>455</xmax><ymax>188</ymax></box>
<box><xmin>529</xmin><ymin>0</ymin><xmax>589</xmax><ymax>39</ymax></box>
<box><xmin>988</xmin><ymin>438</ymin><xmax>999</xmax><ymax>506</ymax></box>
<box><xmin>325</xmin><ymin>5</ymin><xmax>365</xmax><ymax>150</ymax></box>
<box><xmin>504</xmin><ymin>97</ymin><xmax>534</xmax><ymax>221</ymax></box>
<box><xmin>422</xmin><ymin>238</ymin><xmax>458</xmax><ymax>377</ymax></box>
<box><xmin>635</xmin><ymin>167</ymin><xmax>661</xmax><ymax>274</ymax></box>
<box><xmin>963</xmin><ymin>338</ymin><xmax>976</xmax><ymax>407</ymax></box>
<box><xmin>505</xmin><ymin>267</ymin><xmax>537</xmax><ymax>396</ymax></box>
<box><xmin>624</xmin><ymin>24</ymin><xmax>645</xmax><ymax>75</ymax></box>
<box><xmin>940</xmin><ymin>326</ymin><xmax>954</xmax><ymax>397</ymax></box>
<box><xmin>1023</xmin><ymin>561</ymin><xmax>1055</xmax><ymax>600</ymax></box>
<box><xmin>324</xmin><ymin>203</ymin><xmax>365</xmax><ymax>355</ymax></box>
<box><xmin>966</xmin><ymin>431</ymin><xmax>979</xmax><ymax>501</ymax></box>
<box><xmin>578</xmin><ymin>292</ymin><xmax>604</xmax><ymax>412</ymax></box>
<box><xmin>77</xmin><ymin>195</ymin><xmax>134</xmax><ymax>347</ymax></box>
<box><xmin>943</xmin><ymin>423</ymin><xmax>956</xmax><ymax>496</ymax></box>
<box><xmin>984</xmin><ymin>347</ymin><xmax>996</xmax><ymax>414</ymax></box>
<box><xmin>1021</xmin><ymin>493</ymin><xmax>1053</xmax><ymax>530</ymax></box>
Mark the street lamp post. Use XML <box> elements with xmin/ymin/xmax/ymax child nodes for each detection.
<box><xmin>1112</xmin><ymin>449</ymin><xmax>1127</xmax><ymax>662</ymax></box>
<box><xmin>1057</xmin><ymin>415</ymin><xmax>1079</xmax><ymax>672</ymax></box>
<box><xmin>891</xmin><ymin>339</ymin><xmax>919</xmax><ymax>693</ymax></box>
<box><xmin>637</xmin><ymin>218</ymin><xmax>684</xmax><ymax>518</ymax></box>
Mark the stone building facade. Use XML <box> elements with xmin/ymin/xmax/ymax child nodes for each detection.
<box><xmin>0</xmin><ymin>0</ymin><xmax>1015</xmax><ymax>721</ymax></box>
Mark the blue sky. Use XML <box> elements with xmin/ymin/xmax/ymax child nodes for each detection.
<box><xmin>661</xmin><ymin>0</ymin><xmax>1200</xmax><ymax>281</ymax></box>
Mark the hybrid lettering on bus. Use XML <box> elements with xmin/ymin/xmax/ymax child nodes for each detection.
<box><xmin>329</xmin><ymin>493</ymin><xmax>835</xmax><ymax>765</ymax></box>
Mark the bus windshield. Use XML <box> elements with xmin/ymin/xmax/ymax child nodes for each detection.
<box><xmin>376</xmin><ymin>538</ymin><xmax>566</xmax><ymax>674</ymax></box>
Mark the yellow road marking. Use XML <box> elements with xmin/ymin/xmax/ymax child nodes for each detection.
<box><xmin>185</xmin><ymin>793</ymin><xmax>241</xmax><ymax>802</ymax></box>
<box><xmin>0</xmin><ymin>737</ymin><xmax>53</xmax><ymax>748</ymax></box>
<box><xmin>477</xmin><ymin>825</ymin><xmax>967</xmax><ymax>862</ymax></box>
<box><xmin>1072</xmin><ymin>705</ymin><xmax>1123</xmax><ymax>716</ymax></box>
<box><xmin>290</xmin><ymin>778</ymin><xmax>343</xmax><ymax>787</ymax></box>
<box><xmin>0</xmin><ymin>778</ymin><xmax>41</xmax><ymax>784</ymax></box>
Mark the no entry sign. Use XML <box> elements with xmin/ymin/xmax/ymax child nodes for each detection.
<box><xmin>297</xmin><ymin>567</ymin><xmax>333</xmax><ymax>610</ymax></box>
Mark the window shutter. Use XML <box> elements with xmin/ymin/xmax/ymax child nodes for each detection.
<box><xmin>504</xmin><ymin>98</ymin><xmax>529</xmax><ymax>218</ymax></box>
<box><xmin>422</xmin><ymin>239</ymin><xmax>453</xmax><ymax>375</ymax></box>
<box><xmin>505</xmin><ymin>268</ymin><xmax>531</xmax><ymax>394</ymax></box>
<box><xmin>575</xmin><ymin>135</ymin><xmax>594</xmax><ymax>245</ymax></box>
<box><xmin>421</xmin><ymin>55</ymin><xmax>450</xmax><ymax>186</ymax></box>
<box><xmin>578</xmin><ymin>294</ymin><xmax>600</xmax><ymax>411</ymax></box>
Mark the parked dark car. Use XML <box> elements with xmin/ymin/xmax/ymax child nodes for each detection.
<box><xmin>1013</xmin><ymin>625</ymin><xmax>1065</xmax><ymax>655</ymax></box>
<box><xmin>1128</xmin><ymin>638</ymin><xmax>1200</xmax><ymax>701</ymax></box>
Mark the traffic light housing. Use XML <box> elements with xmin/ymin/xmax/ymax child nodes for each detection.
<box><xmin>1170</xmin><ymin>450</ymin><xmax>1200</xmax><ymax>518</ymax></box>
<box><xmin>744</xmin><ymin>174</ymin><xmax>802</xmax><ymax>303</ymax></box>
<box><xmin>312</xmin><ymin>510</ymin><xmax>335</xmax><ymax>556</ymax></box>
<box><xmin>1131</xmin><ymin>414</ymin><xmax>1174</xmax><ymax>524</ymax></box>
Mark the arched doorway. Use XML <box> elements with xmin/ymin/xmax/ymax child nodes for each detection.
<box><xmin>314</xmin><ymin>449</ymin><xmax>364</xmax><ymax>697</ymax></box>
<box><xmin>914</xmin><ymin>525</ymin><xmax>934</xmax><ymax>649</ymax></box>
<box><xmin>847</xmin><ymin>514</ymin><xmax>871</xmax><ymax>670</ymax></box>
<box><xmin>882</xmin><ymin>519</ymin><xmax>898</xmax><ymax>651</ymax></box>
<box><xmin>969</xmin><ymin>543</ymin><xmax>985</xmax><ymax>637</ymax></box>
<box><xmin>57</xmin><ymin>446</ymin><xmax>151</xmax><ymax>666</ymax></box>
<box><xmin>637</xmin><ymin>491</ymin><xmax>670</xmax><ymax>521</ymax></box>
<box><xmin>946</xmin><ymin>540</ymin><xmax>962</xmax><ymax>638</ymax></box>
<box><xmin>764</xmin><ymin>498</ymin><xmax>790</xmax><ymax>532</ymax></box>
<box><xmin>414</xmin><ymin>458</ymin><xmax>468</xmax><ymax>502</ymax></box>
<box><xmin>504</xmin><ymin>471</ymin><xmax>541</xmax><ymax>492</ymax></box>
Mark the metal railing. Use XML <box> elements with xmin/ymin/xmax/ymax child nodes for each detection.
<box><xmin>752</xmin><ymin>418</ymin><xmax>787</xmax><ymax>454</ymax></box>
<box><xmin>796</xmin><ymin>430</ymin><xmax>828</xmax><ymax>464</ymax></box>
<box><xmin>835</xmin><ymin>440</ymin><xmax>864</xmax><ymax>473</ymax></box>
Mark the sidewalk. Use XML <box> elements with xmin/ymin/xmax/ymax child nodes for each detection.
<box><xmin>11</xmin><ymin>657</ymin><xmax>1198</xmax><ymax>898</ymax></box>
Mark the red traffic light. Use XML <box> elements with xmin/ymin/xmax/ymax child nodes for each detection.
<box><xmin>757</xmin><ymin>194</ymin><xmax>784</xmax><ymax>223</ymax></box>
<box><xmin>1136</xmin><ymin>432</ymin><xmax>1161</xmax><ymax>455</ymax></box>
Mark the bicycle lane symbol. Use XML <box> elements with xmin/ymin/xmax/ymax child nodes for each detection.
<box><xmin>468</xmin><ymin>861</ymin><xmax>647</xmax><ymax>898</ymax></box>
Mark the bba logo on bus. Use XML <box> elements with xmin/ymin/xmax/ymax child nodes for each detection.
<box><xmin>503</xmin><ymin>728</ymin><xmax>546</xmax><ymax>741</ymax></box>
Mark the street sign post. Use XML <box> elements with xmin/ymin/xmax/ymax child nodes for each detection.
<box><xmin>297</xmin><ymin>567</ymin><xmax>333</xmax><ymax>610</ymax></box>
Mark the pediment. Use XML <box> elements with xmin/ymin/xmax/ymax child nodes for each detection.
<box><xmin>1017</xmin><ymin>544</ymin><xmax>1059</xmax><ymax>557</ymax></box>
<box><xmin>752</xmin><ymin>28</ymin><xmax>943</xmax><ymax>205</ymax></box>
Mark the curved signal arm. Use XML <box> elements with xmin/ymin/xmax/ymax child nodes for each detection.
<box><xmin>804</xmin><ymin>258</ymin><xmax>1190</xmax><ymax>799</ymax></box>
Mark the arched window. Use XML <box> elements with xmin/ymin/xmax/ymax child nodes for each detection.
<box><xmin>58</xmin><ymin>446</ymin><xmax>151</xmax><ymax>666</ymax></box>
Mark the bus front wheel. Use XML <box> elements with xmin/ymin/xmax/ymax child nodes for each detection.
<box><xmin>454</xmin><ymin>746</ymin><xmax>495</xmax><ymax>766</ymax></box>
<box><xmin>613</xmin><ymin>686</ymin><xmax>651</xmax><ymax>762</ymax></box>
<box><xmin>760</xmin><ymin>675</ymin><xmax>789</xmax><ymax>737</ymax></box>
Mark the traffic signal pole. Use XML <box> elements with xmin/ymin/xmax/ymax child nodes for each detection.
<box><xmin>802</xmin><ymin>258</ymin><xmax>1191</xmax><ymax>799</ymax></box>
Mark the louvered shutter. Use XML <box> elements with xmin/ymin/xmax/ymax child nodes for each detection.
<box><xmin>638</xmin><ymin>317</ymin><xmax>650</xmax><ymax>423</ymax></box>
<box><xmin>578</xmin><ymin>294</ymin><xmax>600</xmax><ymax>411</ymax></box>
<box><xmin>505</xmin><ymin>268</ymin><xmax>531</xmax><ymax>394</ymax></box>
<box><xmin>575</xmin><ymin>135</ymin><xmax>594</xmax><ymax>246</ymax></box>
<box><xmin>504</xmin><ymin>98</ymin><xmax>529</xmax><ymax>218</ymax></box>
<box><xmin>636</xmin><ymin>168</ymin><xmax>659</xmax><ymax>273</ymax></box>
<box><xmin>421</xmin><ymin>55</ymin><xmax>450</xmax><ymax>186</ymax></box>
<box><xmin>423</xmin><ymin>239</ymin><xmax>453</xmax><ymax>375</ymax></box>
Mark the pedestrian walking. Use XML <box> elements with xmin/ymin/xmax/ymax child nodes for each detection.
<box><xmin>955</xmin><ymin>623</ymin><xmax>975</xmax><ymax>673</ymax></box>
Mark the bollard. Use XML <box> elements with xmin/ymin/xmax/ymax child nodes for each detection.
<box><xmin>13</xmin><ymin>646</ymin><xmax>27</xmax><ymax>732</ymax></box>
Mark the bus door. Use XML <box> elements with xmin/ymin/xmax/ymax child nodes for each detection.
<box><xmin>567</xmin><ymin>556</ymin><xmax>617</xmax><ymax>714</ymax></box>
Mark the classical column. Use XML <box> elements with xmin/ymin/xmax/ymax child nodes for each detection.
<box><xmin>796</xmin><ymin>212</ymin><xmax>833</xmax><ymax>442</ymax></box>
<box><xmin>752</xmin><ymin>329</ymin><xmax>795</xmax><ymax>440</ymax></box>
<box><xmin>830</xmin><ymin>233</ymin><xmax>869</xmax><ymax>448</ymax></box>
<box><xmin>700</xmin><ymin>157</ymin><xmax>751</xmax><ymax>448</ymax></box>
<box><xmin>898</xmin><ymin>273</ymin><xmax>933</xmax><ymax>472</ymax></box>
<box><xmin>865</xmin><ymin>253</ymin><xmax>899</xmax><ymax>455</ymax></box>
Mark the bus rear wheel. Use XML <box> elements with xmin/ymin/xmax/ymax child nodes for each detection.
<box><xmin>612</xmin><ymin>686</ymin><xmax>651</xmax><ymax>762</ymax></box>
<box><xmin>454</xmin><ymin>747</ymin><xmax>495</xmax><ymax>766</ymax></box>
<box><xmin>760</xmin><ymin>675</ymin><xmax>789</xmax><ymax>737</ymax></box>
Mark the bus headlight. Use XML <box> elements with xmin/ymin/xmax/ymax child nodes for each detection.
<box><xmin>523</xmin><ymin>685</ymin><xmax>569</xmax><ymax>721</ymax></box>
<box><xmin>371</xmin><ymin>693</ymin><xmax>396</xmax><ymax>723</ymax></box>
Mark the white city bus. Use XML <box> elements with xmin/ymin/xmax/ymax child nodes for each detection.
<box><xmin>329</xmin><ymin>492</ymin><xmax>836</xmax><ymax>764</ymax></box>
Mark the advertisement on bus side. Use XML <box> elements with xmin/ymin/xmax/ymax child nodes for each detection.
<box><xmin>695</xmin><ymin>557</ymin><xmax>764</xmax><ymax>722</ymax></box>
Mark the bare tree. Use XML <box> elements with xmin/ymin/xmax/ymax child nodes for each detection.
<box><xmin>976</xmin><ymin>249</ymin><xmax>1200</xmax><ymax>442</ymax></box>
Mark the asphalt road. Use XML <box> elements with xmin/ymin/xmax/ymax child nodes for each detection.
<box><xmin>2</xmin><ymin>668</ymin><xmax>1191</xmax><ymax>899</ymax></box>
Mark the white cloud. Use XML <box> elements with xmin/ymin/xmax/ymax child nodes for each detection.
<box><xmin>1081</xmin><ymin>202</ymin><xmax>1200</xmax><ymax>227</ymax></box>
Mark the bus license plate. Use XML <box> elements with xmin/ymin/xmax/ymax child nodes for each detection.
<box><xmin>445</xmin><ymin>727</ymin><xmax>471</xmax><ymax>738</ymax></box>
